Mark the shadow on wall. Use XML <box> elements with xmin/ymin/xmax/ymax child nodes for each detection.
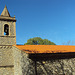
<box><xmin>28</xmin><ymin>52</ymin><xmax>75</xmax><ymax>75</ymax></box>
<box><xmin>29</xmin><ymin>52</ymin><xmax>75</xmax><ymax>61</ymax></box>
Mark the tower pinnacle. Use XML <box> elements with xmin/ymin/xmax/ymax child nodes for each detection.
<box><xmin>1</xmin><ymin>5</ymin><xmax>10</xmax><ymax>17</ymax></box>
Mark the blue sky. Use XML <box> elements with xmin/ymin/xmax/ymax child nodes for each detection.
<box><xmin>0</xmin><ymin>0</ymin><xmax>75</xmax><ymax>45</ymax></box>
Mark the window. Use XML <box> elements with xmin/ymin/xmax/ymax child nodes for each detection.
<box><xmin>4</xmin><ymin>24</ymin><xmax>9</xmax><ymax>35</ymax></box>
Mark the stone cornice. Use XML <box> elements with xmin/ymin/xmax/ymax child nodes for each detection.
<box><xmin>0</xmin><ymin>45</ymin><xmax>12</xmax><ymax>49</ymax></box>
<box><xmin>0</xmin><ymin>16</ymin><xmax>16</xmax><ymax>22</ymax></box>
<box><xmin>0</xmin><ymin>36</ymin><xmax>16</xmax><ymax>37</ymax></box>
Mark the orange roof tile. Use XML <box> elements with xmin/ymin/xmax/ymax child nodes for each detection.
<box><xmin>15</xmin><ymin>45</ymin><xmax>75</xmax><ymax>54</ymax></box>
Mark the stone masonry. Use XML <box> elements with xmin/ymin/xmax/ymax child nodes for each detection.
<box><xmin>13</xmin><ymin>46</ymin><xmax>75</xmax><ymax>75</ymax></box>
<box><xmin>0</xmin><ymin>6</ymin><xmax>16</xmax><ymax>75</ymax></box>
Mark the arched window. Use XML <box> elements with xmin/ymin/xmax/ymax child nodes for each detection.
<box><xmin>4</xmin><ymin>24</ymin><xmax>9</xmax><ymax>35</ymax></box>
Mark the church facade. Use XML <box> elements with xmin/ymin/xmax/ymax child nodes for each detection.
<box><xmin>0</xmin><ymin>6</ymin><xmax>75</xmax><ymax>75</ymax></box>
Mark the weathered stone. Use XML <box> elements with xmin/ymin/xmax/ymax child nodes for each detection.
<box><xmin>0</xmin><ymin>67</ymin><xmax>14</xmax><ymax>75</ymax></box>
<box><xmin>0</xmin><ymin>6</ymin><xmax>16</xmax><ymax>75</ymax></box>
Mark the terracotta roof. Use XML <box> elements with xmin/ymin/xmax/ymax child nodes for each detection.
<box><xmin>15</xmin><ymin>45</ymin><xmax>75</xmax><ymax>54</ymax></box>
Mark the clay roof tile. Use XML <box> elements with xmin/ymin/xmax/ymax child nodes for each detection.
<box><xmin>15</xmin><ymin>45</ymin><xmax>75</xmax><ymax>54</ymax></box>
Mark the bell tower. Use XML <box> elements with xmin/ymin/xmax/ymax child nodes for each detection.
<box><xmin>0</xmin><ymin>5</ymin><xmax>16</xmax><ymax>45</ymax></box>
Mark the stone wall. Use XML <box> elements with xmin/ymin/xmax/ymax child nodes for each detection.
<box><xmin>13</xmin><ymin>46</ymin><xmax>35</xmax><ymax>75</ymax></box>
<box><xmin>0</xmin><ymin>67</ymin><xmax>14</xmax><ymax>75</ymax></box>
<box><xmin>21</xmin><ymin>51</ymin><xmax>35</xmax><ymax>75</ymax></box>
<box><xmin>35</xmin><ymin>58</ymin><xmax>75</xmax><ymax>75</ymax></box>
<box><xmin>13</xmin><ymin>46</ymin><xmax>22</xmax><ymax>75</ymax></box>
<box><xmin>13</xmin><ymin>46</ymin><xmax>75</xmax><ymax>75</ymax></box>
<box><xmin>0</xmin><ymin>46</ymin><xmax>14</xmax><ymax>75</ymax></box>
<box><xmin>0</xmin><ymin>36</ymin><xmax>16</xmax><ymax>45</ymax></box>
<box><xmin>0</xmin><ymin>46</ymin><xmax>14</xmax><ymax>66</ymax></box>
<box><xmin>0</xmin><ymin>20</ymin><xmax>16</xmax><ymax>45</ymax></box>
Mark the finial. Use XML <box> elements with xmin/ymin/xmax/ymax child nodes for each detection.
<box><xmin>14</xmin><ymin>15</ymin><xmax>15</xmax><ymax>17</ymax></box>
<box><xmin>5</xmin><ymin>5</ymin><xmax>7</xmax><ymax>8</ymax></box>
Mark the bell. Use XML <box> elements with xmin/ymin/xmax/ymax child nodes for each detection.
<box><xmin>5</xmin><ymin>29</ymin><xmax>7</xmax><ymax>33</ymax></box>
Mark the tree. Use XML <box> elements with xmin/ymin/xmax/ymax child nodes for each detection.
<box><xmin>24</xmin><ymin>37</ymin><xmax>56</xmax><ymax>45</ymax></box>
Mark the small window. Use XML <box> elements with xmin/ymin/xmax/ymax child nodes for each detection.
<box><xmin>4</xmin><ymin>24</ymin><xmax>9</xmax><ymax>35</ymax></box>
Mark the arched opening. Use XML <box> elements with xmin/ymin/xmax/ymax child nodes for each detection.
<box><xmin>4</xmin><ymin>24</ymin><xmax>9</xmax><ymax>35</ymax></box>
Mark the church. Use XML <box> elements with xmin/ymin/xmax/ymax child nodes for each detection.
<box><xmin>0</xmin><ymin>6</ymin><xmax>75</xmax><ymax>75</ymax></box>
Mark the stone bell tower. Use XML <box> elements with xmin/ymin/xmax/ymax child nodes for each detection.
<box><xmin>0</xmin><ymin>5</ymin><xmax>16</xmax><ymax>45</ymax></box>
<box><xmin>0</xmin><ymin>6</ymin><xmax>16</xmax><ymax>75</ymax></box>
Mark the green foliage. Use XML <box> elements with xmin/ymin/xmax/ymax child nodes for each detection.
<box><xmin>24</xmin><ymin>37</ymin><xmax>56</xmax><ymax>45</ymax></box>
